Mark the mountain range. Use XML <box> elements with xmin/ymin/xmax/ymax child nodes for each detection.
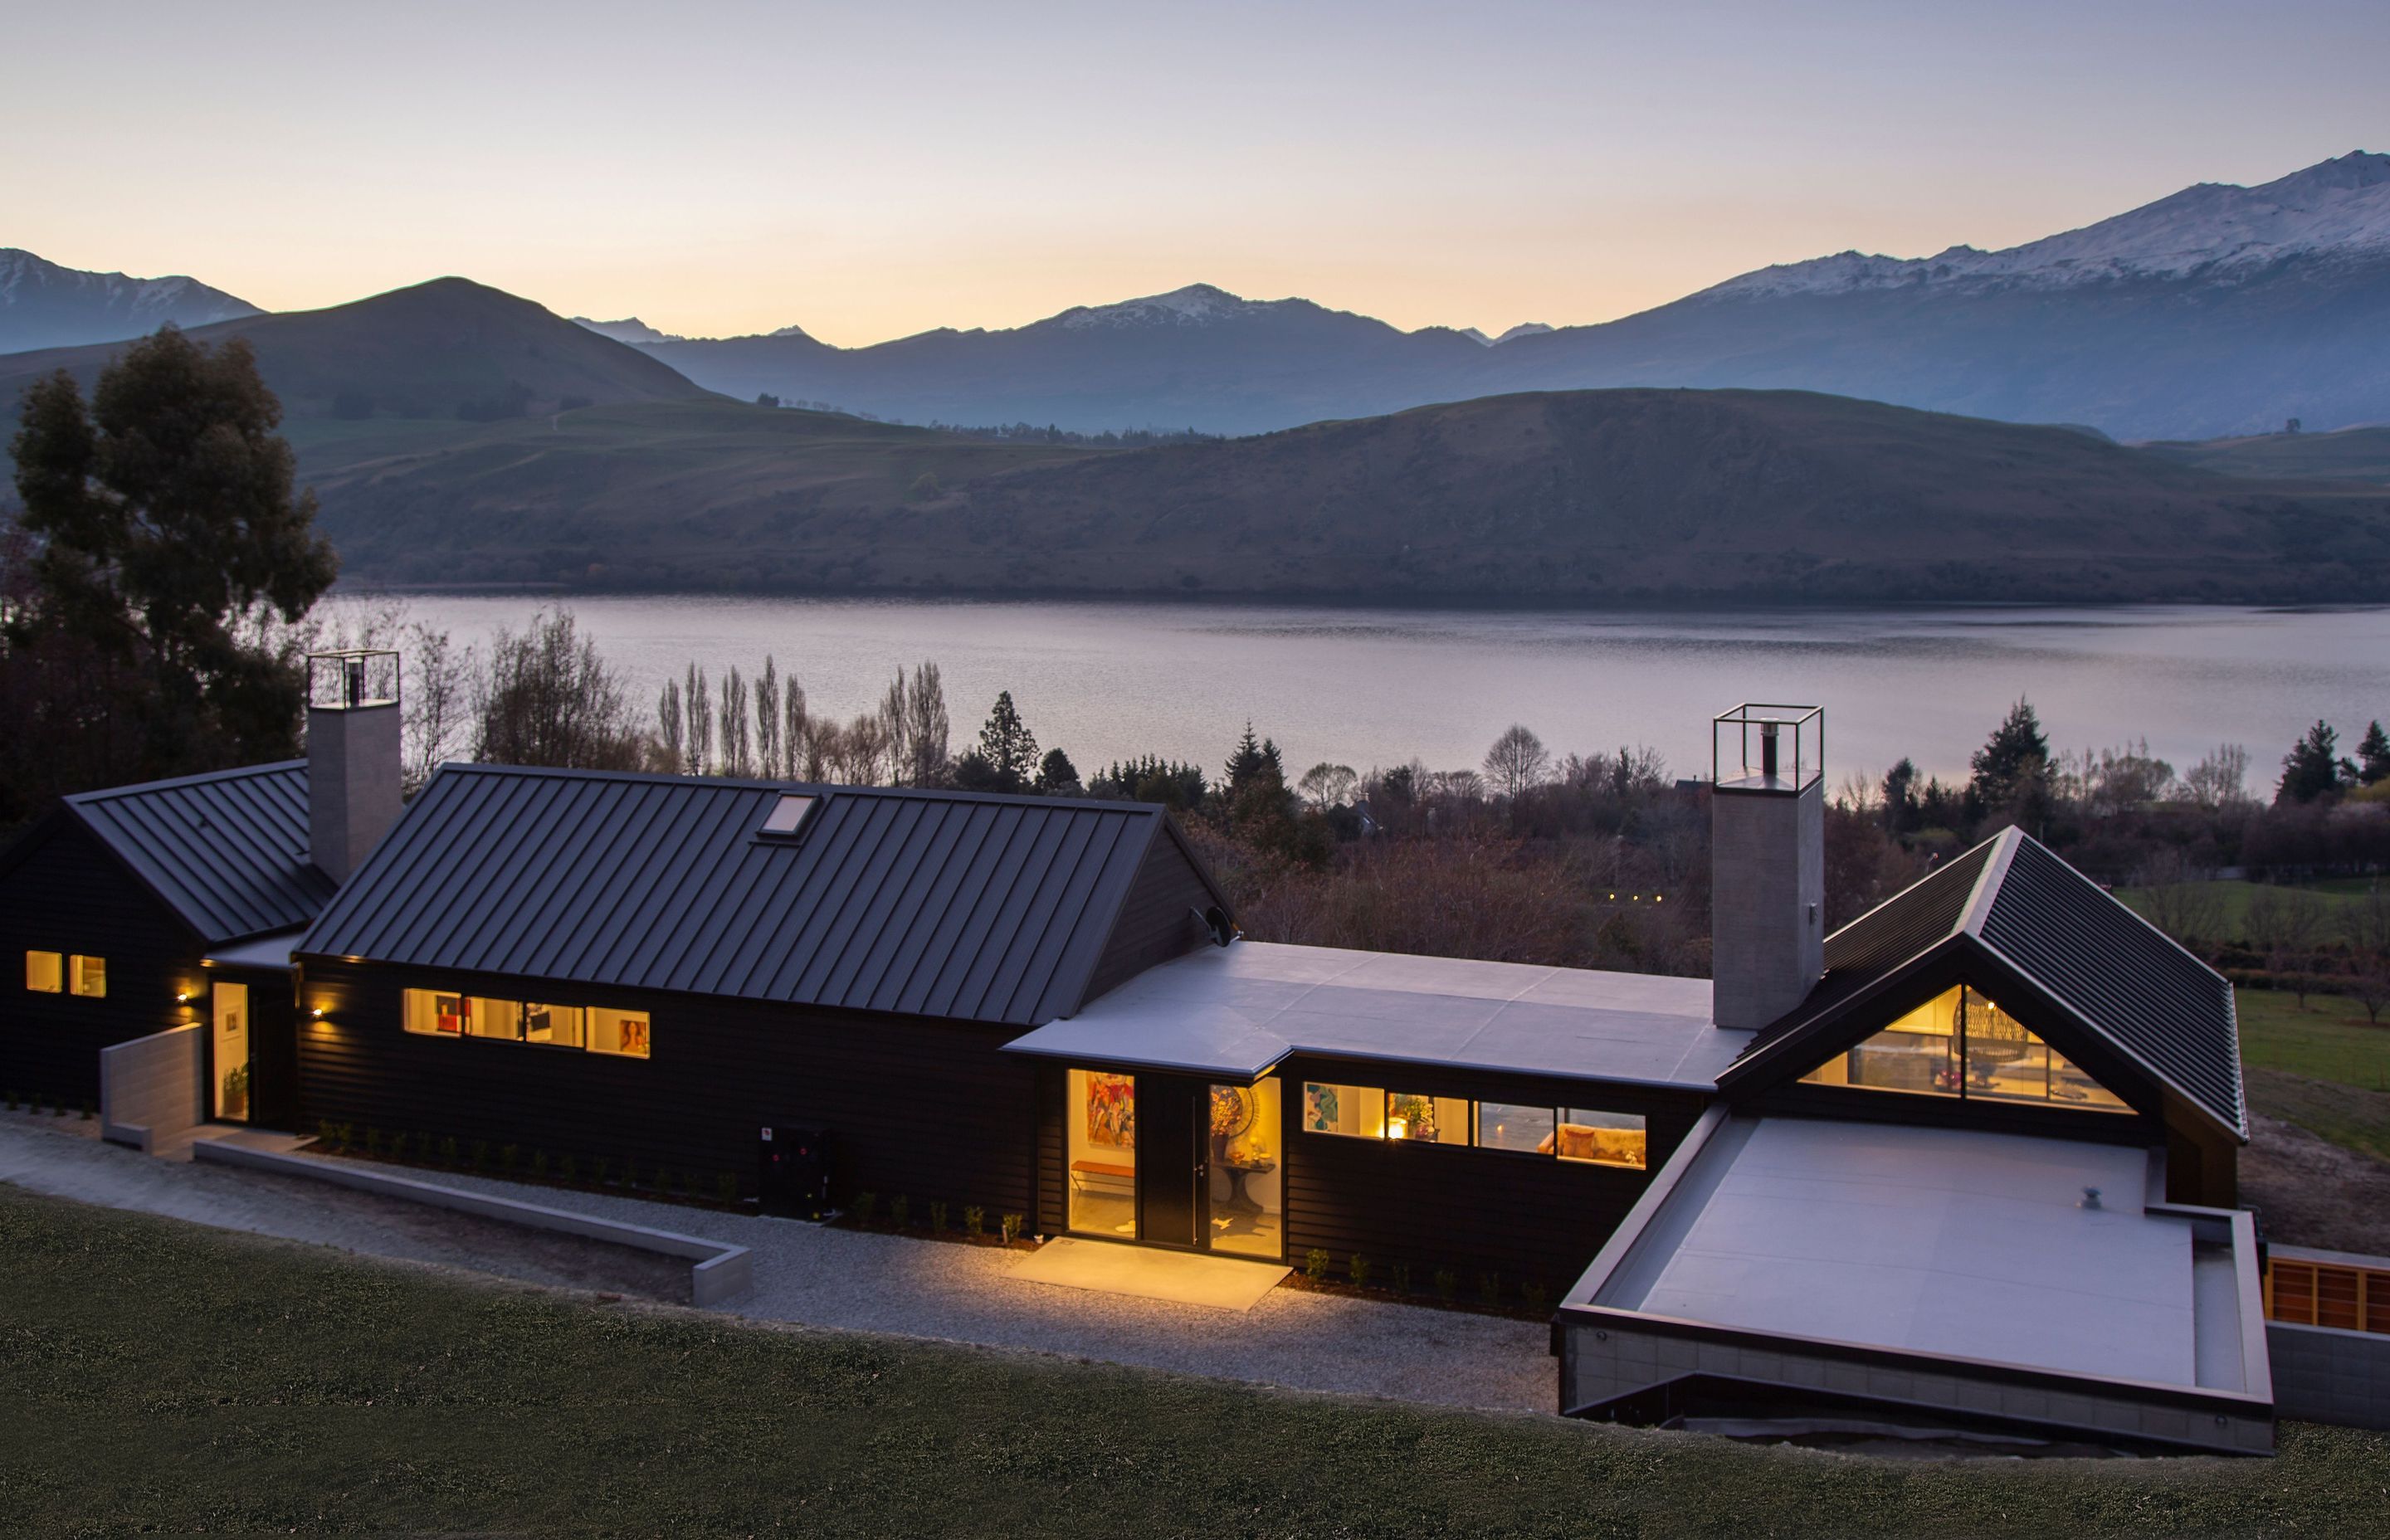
<box><xmin>2</xmin><ymin>151</ymin><xmax>2388</xmax><ymax>604</ymax></box>
<box><xmin>0</xmin><ymin>248</ymin><xmax>261</xmax><ymax>354</ymax></box>
<box><xmin>549</xmin><ymin>151</ymin><xmax>2390</xmax><ymax>441</ymax></box>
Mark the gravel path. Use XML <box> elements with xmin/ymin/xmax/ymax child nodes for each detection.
<box><xmin>0</xmin><ymin>1110</ymin><xmax>1554</xmax><ymax>1414</ymax></box>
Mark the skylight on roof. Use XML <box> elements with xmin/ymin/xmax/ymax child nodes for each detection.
<box><xmin>758</xmin><ymin>793</ymin><xmax>818</xmax><ymax>839</ymax></box>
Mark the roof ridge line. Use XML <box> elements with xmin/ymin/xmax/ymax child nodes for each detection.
<box><xmin>66</xmin><ymin>758</ymin><xmax>306</xmax><ymax>803</ymax></box>
<box><xmin>1957</xmin><ymin>827</ymin><xmax>2022</xmax><ymax>938</ymax></box>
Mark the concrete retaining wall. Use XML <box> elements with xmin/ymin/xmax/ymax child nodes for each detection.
<box><xmin>192</xmin><ymin>1140</ymin><xmax>753</xmax><ymax>1305</ymax></box>
<box><xmin>100</xmin><ymin>1025</ymin><xmax>204</xmax><ymax>1154</ymax></box>
<box><xmin>2268</xmin><ymin>1322</ymin><xmax>2390</xmax><ymax>1430</ymax></box>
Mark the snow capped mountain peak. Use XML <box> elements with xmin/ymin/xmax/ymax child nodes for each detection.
<box><xmin>0</xmin><ymin>248</ymin><xmax>261</xmax><ymax>353</ymax></box>
<box><xmin>1701</xmin><ymin>150</ymin><xmax>2390</xmax><ymax>300</ymax></box>
<box><xmin>1053</xmin><ymin>283</ymin><xmax>1280</xmax><ymax>330</ymax></box>
<box><xmin>768</xmin><ymin>322</ymin><xmax>815</xmax><ymax>341</ymax></box>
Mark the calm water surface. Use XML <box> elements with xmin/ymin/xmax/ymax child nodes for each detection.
<box><xmin>359</xmin><ymin>596</ymin><xmax>2390</xmax><ymax>787</ymax></box>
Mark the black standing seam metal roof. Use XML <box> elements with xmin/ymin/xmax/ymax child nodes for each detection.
<box><xmin>296</xmin><ymin>764</ymin><xmax>1226</xmax><ymax>1028</ymax></box>
<box><xmin>56</xmin><ymin>761</ymin><xmax>336</xmax><ymax>945</ymax></box>
<box><xmin>1726</xmin><ymin>826</ymin><xmax>2246</xmax><ymax>1140</ymax></box>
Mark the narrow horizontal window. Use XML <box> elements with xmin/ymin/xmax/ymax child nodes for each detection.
<box><xmin>25</xmin><ymin>950</ymin><xmax>62</xmax><ymax>993</ymax></box>
<box><xmin>1556</xmin><ymin>1110</ymin><xmax>1646</xmax><ymax>1169</ymax></box>
<box><xmin>1302</xmin><ymin>1081</ymin><xmax>1384</xmax><ymax>1138</ymax></box>
<box><xmin>1384</xmin><ymin>1091</ymin><xmax>1469</xmax><ymax>1144</ymax></box>
<box><xmin>69</xmin><ymin>955</ymin><xmax>106</xmax><ymax>998</ymax></box>
<box><xmin>589</xmin><ymin>1006</ymin><xmax>651</xmax><ymax>1059</ymax></box>
<box><xmin>403</xmin><ymin>988</ymin><xmax>468</xmax><ymax>1036</ymax></box>
<box><xmin>1475</xmin><ymin>1102</ymin><xmax>1555</xmax><ymax>1153</ymax></box>
<box><xmin>466</xmin><ymin>998</ymin><xmax>523</xmax><ymax>1041</ymax></box>
<box><xmin>524</xmin><ymin>1002</ymin><xmax>585</xmax><ymax>1048</ymax></box>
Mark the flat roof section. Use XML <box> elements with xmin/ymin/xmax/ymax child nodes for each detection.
<box><xmin>1007</xmin><ymin>940</ymin><xmax>1743</xmax><ymax>1089</ymax></box>
<box><xmin>1601</xmin><ymin>1118</ymin><xmax>2208</xmax><ymax>1387</ymax></box>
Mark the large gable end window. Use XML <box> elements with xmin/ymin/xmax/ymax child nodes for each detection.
<box><xmin>1800</xmin><ymin>983</ymin><xmax>2130</xmax><ymax>1112</ymax></box>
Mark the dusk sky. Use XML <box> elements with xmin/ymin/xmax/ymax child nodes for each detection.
<box><xmin>7</xmin><ymin>0</ymin><xmax>2384</xmax><ymax>346</ymax></box>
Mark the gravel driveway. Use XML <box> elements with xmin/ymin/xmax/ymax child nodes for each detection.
<box><xmin>0</xmin><ymin>1109</ymin><xmax>1554</xmax><ymax>1414</ymax></box>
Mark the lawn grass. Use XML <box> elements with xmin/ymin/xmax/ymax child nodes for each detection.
<box><xmin>2234</xmin><ymin>987</ymin><xmax>2390</xmax><ymax>1092</ymax></box>
<box><xmin>1</xmin><ymin>1187</ymin><xmax>2386</xmax><ymax>1537</ymax></box>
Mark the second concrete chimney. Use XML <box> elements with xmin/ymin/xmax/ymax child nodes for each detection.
<box><xmin>1710</xmin><ymin>704</ymin><xmax>1825</xmax><ymax>1032</ymax></box>
<box><xmin>308</xmin><ymin>650</ymin><xmax>402</xmax><ymax>883</ymax></box>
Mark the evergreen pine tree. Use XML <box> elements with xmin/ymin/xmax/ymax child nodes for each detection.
<box><xmin>1968</xmin><ymin>699</ymin><xmax>2049</xmax><ymax>820</ymax></box>
<box><xmin>974</xmin><ymin>690</ymin><xmax>1039</xmax><ymax>792</ymax></box>
<box><xmin>2275</xmin><ymin>720</ymin><xmax>2347</xmax><ymax>805</ymax></box>
<box><xmin>2356</xmin><ymin>720</ymin><xmax>2390</xmax><ymax>786</ymax></box>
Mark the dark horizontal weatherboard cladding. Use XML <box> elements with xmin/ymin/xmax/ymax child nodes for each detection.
<box><xmin>66</xmin><ymin>762</ymin><xmax>333</xmax><ymax>945</ymax></box>
<box><xmin>1275</xmin><ymin>1058</ymin><xmax>1709</xmax><ymax>1294</ymax></box>
<box><xmin>0</xmin><ymin>818</ymin><xmax>200</xmax><ymax>1105</ymax></box>
<box><xmin>301</xmin><ymin>766</ymin><xmax>1223</xmax><ymax>1028</ymax></box>
<box><xmin>1977</xmin><ymin>836</ymin><xmax>2244</xmax><ymax>1136</ymax></box>
<box><xmin>296</xmin><ymin>960</ymin><xmax>1036</xmax><ymax>1212</ymax></box>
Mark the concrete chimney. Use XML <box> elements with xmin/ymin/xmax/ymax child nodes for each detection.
<box><xmin>308</xmin><ymin>650</ymin><xmax>403</xmax><ymax>883</ymax></box>
<box><xmin>1710</xmin><ymin>704</ymin><xmax>1825</xmax><ymax>1032</ymax></box>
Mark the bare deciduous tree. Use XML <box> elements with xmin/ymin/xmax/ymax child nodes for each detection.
<box><xmin>685</xmin><ymin>665</ymin><xmax>712</xmax><ymax>776</ymax></box>
<box><xmin>756</xmin><ymin>655</ymin><xmax>779</xmax><ymax>779</ymax></box>
<box><xmin>1483</xmin><ymin>724</ymin><xmax>1550</xmax><ymax>802</ymax></box>
<box><xmin>2339</xmin><ymin>882</ymin><xmax>2390</xmax><ymax>1026</ymax></box>
<box><xmin>722</xmin><ymin>667</ymin><xmax>751</xmax><ymax>777</ymax></box>
<box><xmin>2130</xmin><ymin>848</ymin><xmax>2226</xmax><ymax>958</ymax></box>
<box><xmin>1297</xmin><ymin>762</ymin><xmax>1358</xmax><ymax>813</ymax></box>
<box><xmin>473</xmin><ymin>609</ymin><xmax>640</xmax><ymax>770</ymax></box>
<box><xmin>785</xmin><ymin>675</ymin><xmax>813</xmax><ymax>780</ymax></box>
<box><xmin>2183</xmin><ymin>743</ymin><xmax>2252</xmax><ymax>810</ymax></box>
<box><xmin>657</xmin><ymin>679</ymin><xmax>685</xmax><ymax>773</ymax></box>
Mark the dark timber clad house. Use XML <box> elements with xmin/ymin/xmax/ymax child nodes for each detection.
<box><xmin>0</xmin><ymin>761</ymin><xmax>334</xmax><ymax>1125</ymax></box>
<box><xmin>0</xmin><ymin>673</ymin><xmax>2285</xmax><ymax>1453</ymax></box>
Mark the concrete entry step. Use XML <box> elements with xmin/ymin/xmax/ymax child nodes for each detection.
<box><xmin>1007</xmin><ymin>1236</ymin><xmax>1290</xmax><ymax>1312</ymax></box>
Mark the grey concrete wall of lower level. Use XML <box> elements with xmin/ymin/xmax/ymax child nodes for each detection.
<box><xmin>100</xmin><ymin>1025</ymin><xmax>204</xmax><ymax>1154</ymax></box>
<box><xmin>2268</xmin><ymin>1323</ymin><xmax>2390</xmax><ymax>1430</ymax></box>
<box><xmin>192</xmin><ymin>1140</ymin><xmax>753</xmax><ymax>1305</ymax></box>
<box><xmin>1562</xmin><ymin>1318</ymin><xmax>2273</xmax><ymax>1455</ymax></box>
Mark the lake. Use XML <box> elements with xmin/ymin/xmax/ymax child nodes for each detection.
<box><xmin>354</xmin><ymin>595</ymin><xmax>2390</xmax><ymax>792</ymax></box>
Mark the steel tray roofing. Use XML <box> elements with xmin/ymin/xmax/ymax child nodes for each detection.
<box><xmin>59</xmin><ymin>762</ymin><xmax>335</xmax><ymax>944</ymax></box>
<box><xmin>298</xmin><ymin>764</ymin><xmax>1221</xmax><ymax>1026</ymax></box>
<box><xmin>1724</xmin><ymin>827</ymin><xmax>2245</xmax><ymax>1139</ymax></box>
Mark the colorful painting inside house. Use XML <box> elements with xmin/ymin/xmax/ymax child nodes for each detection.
<box><xmin>1085</xmin><ymin>1071</ymin><xmax>1134</xmax><ymax>1148</ymax></box>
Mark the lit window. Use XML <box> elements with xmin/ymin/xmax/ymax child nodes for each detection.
<box><xmin>69</xmin><ymin>955</ymin><xmax>106</xmax><ymax>997</ymax></box>
<box><xmin>759</xmin><ymin>794</ymin><xmax>817</xmax><ymax>836</ymax></box>
<box><xmin>589</xmin><ymin>1006</ymin><xmax>651</xmax><ymax>1059</ymax></box>
<box><xmin>1384</xmin><ymin>1091</ymin><xmax>1470</xmax><ymax>1144</ymax></box>
<box><xmin>465</xmin><ymin>998</ymin><xmax>522</xmax><ymax>1041</ymax></box>
<box><xmin>403</xmin><ymin>989</ymin><xmax>468</xmax><ymax>1036</ymax></box>
<box><xmin>524</xmin><ymin>1002</ymin><xmax>585</xmax><ymax>1048</ymax></box>
<box><xmin>1799</xmin><ymin>984</ymin><xmax>2130</xmax><ymax>1112</ymax></box>
<box><xmin>25</xmin><ymin>951</ymin><xmax>62</xmax><ymax>993</ymax></box>
<box><xmin>1302</xmin><ymin>1081</ymin><xmax>1386</xmax><ymax>1138</ymax></box>
<box><xmin>1475</xmin><ymin>1102</ymin><xmax>1555</xmax><ymax>1153</ymax></box>
<box><xmin>1554</xmin><ymin>1110</ymin><xmax>1646</xmax><ymax>1168</ymax></box>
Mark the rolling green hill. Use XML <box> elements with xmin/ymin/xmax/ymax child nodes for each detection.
<box><xmin>295</xmin><ymin>387</ymin><xmax>2390</xmax><ymax>602</ymax></box>
<box><xmin>2141</xmin><ymin>424</ymin><xmax>2390</xmax><ymax>486</ymax></box>
<box><xmin>0</xmin><ymin>277</ymin><xmax>710</xmax><ymax>422</ymax></box>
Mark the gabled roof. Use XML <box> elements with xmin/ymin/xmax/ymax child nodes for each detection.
<box><xmin>1722</xmin><ymin>827</ymin><xmax>2246</xmax><ymax>1140</ymax></box>
<box><xmin>297</xmin><ymin>764</ymin><xmax>1230</xmax><ymax>1028</ymax></box>
<box><xmin>51</xmin><ymin>762</ymin><xmax>336</xmax><ymax>945</ymax></box>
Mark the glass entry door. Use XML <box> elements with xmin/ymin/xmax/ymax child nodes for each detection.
<box><xmin>212</xmin><ymin>982</ymin><xmax>251</xmax><ymax>1122</ymax></box>
<box><xmin>1206</xmin><ymin>1078</ymin><xmax>1283</xmax><ymax>1259</ymax></box>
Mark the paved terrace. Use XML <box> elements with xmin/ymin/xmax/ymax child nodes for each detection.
<box><xmin>0</xmin><ymin>1109</ymin><xmax>1551</xmax><ymax>1415</ymax></box>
